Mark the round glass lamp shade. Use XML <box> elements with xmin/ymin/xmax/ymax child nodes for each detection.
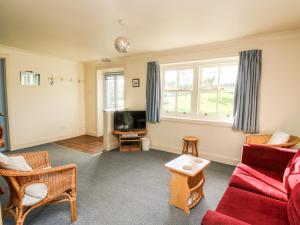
<box><xmin>114</xmin><ymin>36</ymin><xmax>130</xmax><ymax>53</ymax></box>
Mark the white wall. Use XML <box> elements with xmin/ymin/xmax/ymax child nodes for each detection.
<box><xmin>96</xmin><ymin>71</ymin><xmax>104</xmax><ymax>137</ymax></box>
<box><xmin>0</xmin><ymin>46</ymin><xmax>85</xmax><ymax>150</ymax></box>
<box><xmin>84</xmin><ymin>30</ymin><xmax>300</xmax><ymax>165</ymax></box>
<box><xmin>84</xmin><ymin>64</ymin><xmax>98</xmax><ymax>136</ymax></box>
<box><xmin>103</xmin><ymin>111</ymin><xmax>118</xmax><ymax>150</ymax></box>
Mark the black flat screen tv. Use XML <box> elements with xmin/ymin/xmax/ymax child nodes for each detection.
<box><xmin>114</xmin><ymin>110</ymin><xmax>146</xmax><ymax>131</ymax></box>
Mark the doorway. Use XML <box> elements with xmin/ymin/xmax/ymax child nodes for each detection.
<box><xmin>96</xmin><ymin>69</ymin><xmax>124</xmax><ymax>151</ymax></box>
<box><xmin>0</xmin><ymin>58</ymin><xmax>9</xmax><ymax>152</ymax></box>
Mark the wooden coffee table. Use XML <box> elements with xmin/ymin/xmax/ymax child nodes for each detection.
<box><xmin>165</xmin><ymin>155</ymin><xmax>210</xmax><ymax>214</ymax></box>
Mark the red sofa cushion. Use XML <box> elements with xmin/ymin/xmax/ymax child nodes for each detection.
<box><xmin>229</xmin><ymin>163</ymin><xmax>288</xmax><ymax>201</ymax></box>
<box><xmin>202</xmin><ymin>210</ymin><xmax>250</xmax><ymax>225</ymax></box>
<box><xmin>287</xmin><ymin>182</ymin><xmax>300</xmax><ymax>225</ymax></box>
<box><xmin>284</xmin><ymin>150</ymin><xmax>300</xmax><ymax>193</ymax></box>
<box><xmin>216</xmin><ymin>186</ymin><xmax>289</xmax><ymax>225</ymax></box>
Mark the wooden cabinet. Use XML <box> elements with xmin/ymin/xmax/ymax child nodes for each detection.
<box><xmin>112</xmin><ymin>130</ymin><xmax>147</xmax><ymax>152</ymax></box>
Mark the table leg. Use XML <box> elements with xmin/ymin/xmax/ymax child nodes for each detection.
<box><xmin>181</xmin><ymin>141</ymin><xmax>187</xmax><ymax>154</ymax></box>
<box><xmin>188</xmin><ymin>171</ymin><xmax>205</xmax><ymax>209</ymax></box>
<box><xmin>169</xmin><ymin>171</ymin><xmax>190</xmax><ymax>214</ymax></box>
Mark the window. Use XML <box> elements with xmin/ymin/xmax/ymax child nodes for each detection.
<box><xmin>104</xmin><ymin>71</ymin><xmax>124</xmax><ymax>110</ymax></box>
<box><xmin>161</xmin><ymin>58</ymin><xmax>238</xmax><ymax>122</ymax></box>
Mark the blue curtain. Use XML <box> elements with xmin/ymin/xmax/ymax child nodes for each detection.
<box><xmin>0</xmin><ymin>59</ymin><xmax>9</xmax><ymax>151</ymax></box>
<box><xmin>146</xmin><ymin>61</ymin><xmax>161</xmax><ymax>123</ymax></box>
<box><xmin>233</xmin><ymin>50</ymin><xmax>262</xmax><ymax>133</ymax></box>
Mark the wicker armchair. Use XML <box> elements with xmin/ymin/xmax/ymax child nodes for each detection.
<box><xmin>245</xmin><ymin>134</ymin><xmax>300</xmax><ymax>148</ymax></box>
<box><xmin>0</xmin><ymin>151</ymin><xmax>77</xmax><ymax>225</ymax></box>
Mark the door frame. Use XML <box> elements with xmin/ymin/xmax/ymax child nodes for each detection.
<box><xmin>0</xmin><ymin>55</ymin><xmax>11</xmax><ymax>151</ymax></box>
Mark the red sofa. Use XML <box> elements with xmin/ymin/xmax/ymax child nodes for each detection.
<box><xmin>201</xmin><ymin>144</ymin><xmax>300</xmax><ymax>225</ymax></box>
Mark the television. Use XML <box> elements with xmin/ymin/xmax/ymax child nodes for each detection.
<box><xmin>114</xmin><ymin>110</ymin><xmax>146</xmax><ymax>131</ymax></box>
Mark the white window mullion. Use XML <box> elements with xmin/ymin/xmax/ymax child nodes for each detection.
<box><xmin>191</xmin><ymin>64</ymin><xmax>198</xmax><ymax>117</ymax></box>
<box><xmin>175</xmin><ymin>70</ymin><xmax>179</xmax><ymax>113</ymax></box>
<box><xmin>197</xmin><ymin>65</ymin><xmax>202</xmax><ymax>116</ymax></box>
<box><xmin>216</xmin><ymin>65</ymin><xmax>221</xmax><ymax>114</ymax></box>
<box><xmin>115</xmin><ymin>76</ymin><xmax>118</xmax><ymax>109</ymax></box>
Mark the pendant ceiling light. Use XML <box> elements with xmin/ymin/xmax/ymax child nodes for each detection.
<box><xmin>114</xmin><ymin>36</ymin><xmax>130</xmax><ymax>53</ymax></box>
<box><xmin>114</xmin><ymin>19</ymin><xmax>130</xmax><ymax>53</ymax></box>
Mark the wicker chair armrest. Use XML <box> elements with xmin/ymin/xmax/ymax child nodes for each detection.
<box><xmin>2</xmin><ymin>164</ymin><xmax>77</xmax><ymax>199</ymax></box>
<box><xmin>245</xmin><ymin>134</ymin><xmax>271</xmax><ymax>144</ymax></box>
<box><xmin>9</xmin><ymin>151</ymin><xmax>51</xmax><ymax>169</ymax></box>
<box><xmin>246</xmin><ymin>134</ymin><xmax>300</xmax><ymax>148</ymax></box>
<box><xmin>0</xmin><ymin>164</ymin><xmax>76</xmax><ymax>177</ymax></box>
<box><xmin>9</xmin><ymin>164</ymin><xmax>77</xmax><ymax>199</ymax></box>
<box><xmin>36</xmin><ymin>164</ymin><xmax>77</xmax><ymax>198</ymax></box>
<box><xmin>268</xmin><ymin>135</ymin><xmax>300</xmax><ymax>148</ymax></box>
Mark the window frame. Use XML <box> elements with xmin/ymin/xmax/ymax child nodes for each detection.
<box><xmin>104</xmin><ymin>71</ymin><xmax>124</xmax><ymax>110</ymax></box>
<box><xmin>161</xmin><ymin>57</ymin><xmax>239</xmax><ymax>122</ymax></box>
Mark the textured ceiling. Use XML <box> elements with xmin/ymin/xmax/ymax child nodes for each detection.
<box><xmin>1</xmin><ymin>0</ymin><xmax>300</xmax><ymax>61</ymax></box>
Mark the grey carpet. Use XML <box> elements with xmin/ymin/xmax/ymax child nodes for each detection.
<box><xmin>0</xmin><ymin>144</ymin><xmax>234</xmax><ymax>225</ymax></box>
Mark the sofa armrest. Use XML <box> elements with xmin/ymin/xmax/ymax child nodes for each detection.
<box><xmin>201</xmin><ymin>210</ymin><xmax>250</xmax><ymax>225</ymax></box>
<box><xmin>242</xmin><ymin>144</ymin><xmax>296</xmax><ymax>173</ymax></box>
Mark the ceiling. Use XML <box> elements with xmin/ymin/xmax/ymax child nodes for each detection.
<box><xmin>1</xmin><ymin>0</ymin><xmax>300</xmax><ymax>62</ymax></box>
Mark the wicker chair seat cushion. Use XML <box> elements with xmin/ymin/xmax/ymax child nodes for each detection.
<box><xmin>25</xmin><ymin>183</ymin><xmax>48</xmax><ymax>198</ymax></box>
<box><xmin>0</xmin><ymin>153</ymin><xmax>32</xmax><ymax>171</ymax></box>
<box><xmin>22</xmin><ymin>183</ymin><xmax>48</xmax><ymax>206</ymax></box>
<box><xmin>22</xmin><ymin>194</ymin><xmax>44</xmax><ymax>206</ymax></box>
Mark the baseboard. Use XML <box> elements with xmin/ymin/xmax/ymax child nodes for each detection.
<box><xmin>104</xmin><ymin>142</ymin><xmax>118</xmax><ymax>151</ymax></box>
<box><xmin>197</xmin><ymin>151</ymin><xmax>240</xmax><ymax>166</ymax></box>
<box><xmin>10</xmin><ymin>131</ymin><xmax>85</xmax><ymax>151</ymax></box>
<box><xmin>151</xmin><ymin>144</ymin><xmax>181</xmax><ymax>155</ymax></box>
<box><xmin>85</xmin><ymin>131</ymin><xmax>99</xmax><ymax>137</ymax></box>
<box><xmin>151</xmin><ymin>144</ymin><xmax>239</xmax><ymax>166</ymax></box>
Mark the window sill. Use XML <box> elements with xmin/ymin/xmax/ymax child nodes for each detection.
<box><xmin>160</xmin><ymin>116</ymin><xmax>233</xmax><ymax>127</ymax></box>
<box><xmin>104</xmin><ymin>108</ymin><xmax>125</xmax><ymax>112</ymax></box>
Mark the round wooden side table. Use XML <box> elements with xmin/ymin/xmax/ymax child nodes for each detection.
<box><xmin>182</xmin><ymin>136</ymin><xmax>199</xmax><ymax>157</ymax></box>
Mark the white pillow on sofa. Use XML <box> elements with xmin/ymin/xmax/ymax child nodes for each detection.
<box><xmin>0</xmin><ymin>154</ymin><xmax>32</xmax><ymax>171</ymax></box>
<box><xmin>267</xmin><ymin>131</ymin><xmax>290</xmax><ymax>145</ymax></box>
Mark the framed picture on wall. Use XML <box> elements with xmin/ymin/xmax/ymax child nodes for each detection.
<box><xmin>132</xmin><ymin>78</ymin><xmax>140</xmax><ymax>87</ymax></box>
<box><xmin>20</xmin><ymin>71</ymin><xmax>40</xmax><ymax>86</ymax></box>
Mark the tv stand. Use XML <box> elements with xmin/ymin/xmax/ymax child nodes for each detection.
<box><xmin>112</xmin><ymin>130</ymin><xmax>147</xmax><ymax>152</ymax></box>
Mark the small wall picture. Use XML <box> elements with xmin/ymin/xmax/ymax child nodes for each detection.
<box><xmin>132</xmin><ymin>78</ymin><xmax>140</xmax><ymax>87</ymax></box>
